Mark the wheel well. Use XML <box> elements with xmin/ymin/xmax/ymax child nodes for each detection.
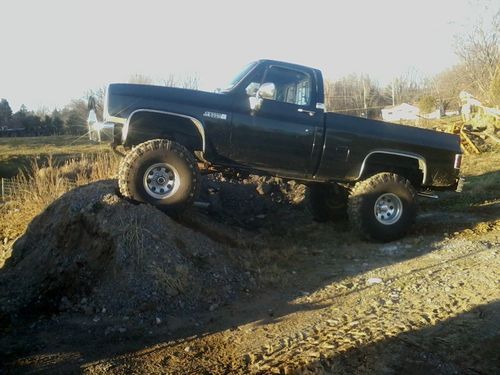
<box><xmin>360</xmin><ymin>153</ymin><xmax>424</xmax><ymax>188</ymax></box>
<box><xmin>126</xmin><ymin>112</ymin><xmax>203</xmax><ymax>152</ymax></box>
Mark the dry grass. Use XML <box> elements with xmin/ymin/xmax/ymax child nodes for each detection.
<box><xmin>0</xmin><ymin>135</ymin><xmax>107</xmax><ymax>159</ymax></box>
<box><xmin>0</xmin><ymin>153</ymin><xmax>121</xmax><ymax>245</ymax></box>
<box><xmin>420</xmin><ymin>149</ymin><xmax>500</xmax><ymax>211</ymax></box>
<box><xmin>0</xmin><ymin>135</ymin><xmax>109</xmax><ymax>177</ymax></box>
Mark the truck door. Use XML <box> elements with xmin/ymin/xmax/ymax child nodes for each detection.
<box><xmin>230</xmin><ymin>64</ymin><xmax>323</xmax><ymax>178</ymax></box>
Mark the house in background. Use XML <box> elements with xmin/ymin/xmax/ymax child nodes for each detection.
<box><xmin>381</xmin><ymin>103</ymin><xmax>442</xmax><ymax>122</ymax></box>
<box><xmin>381</xmin><ymin>103</ymin><xmax>419</xmax><ymax>122</ymax></box>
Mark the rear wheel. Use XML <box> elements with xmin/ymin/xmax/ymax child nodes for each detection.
<box><xmin>348</xmin><ymin>173</ymin><xmax>416</xmax><ymax>241</ymax></box>
<box><xmin>306</xmin><ymin>183</ymin><xmax>349</xmax><ymax>222</ymax></box>
<box><xmin>118</xmin><ymin>139</ymin><xmax>200</xmax><ymax>214</ymax></box>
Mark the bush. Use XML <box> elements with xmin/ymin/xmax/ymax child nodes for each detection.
<box><xmin>418</xmin><ymin>95</ymin><xmax>437</xmax><ymax>114</ymax></box>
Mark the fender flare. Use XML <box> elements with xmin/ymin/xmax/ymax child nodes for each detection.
<box><xmin>357</xmin><ymin>150</ymin><xmax>428</xmax><ymax>185</ymax></box>
<box><xmin>122</xmin><ymin>109</ymin><xmax>206</xmax><ymax>152</ymax></box>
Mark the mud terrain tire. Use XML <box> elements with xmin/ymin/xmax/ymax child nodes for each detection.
<box><xmin>306</xmin><ymin>183</ymin><xmax>349</xmax><ymax>222</ymax></box>
<box><xmin>348</xmin><ymin>173</ymin><xmax>416</xmax><ymax>241</ymax></box>
<box><xmin>118</xmin><ymin>139</ymin><xmax>200</xmax><ymax>213</ymax></box>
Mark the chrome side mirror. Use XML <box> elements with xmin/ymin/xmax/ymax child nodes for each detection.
<box><xmin>257</xmin><ymin>82</ymin><xmax>275</xmax><ymax>100</ymax></box>
<box><xmin>249</xmin><ymin>82</ymin><xmax>276</xmax><ymax>111</ymax></box>
<box><xmin>245</xmin><ymin>82</ymin><xmax>260</xmax><ymax>96</ymax></box>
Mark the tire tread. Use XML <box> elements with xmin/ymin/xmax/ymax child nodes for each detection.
<box><xmin>348</xmin><ymin>172</ymin><xmax>416</xmax><ymax>241</ymax></box>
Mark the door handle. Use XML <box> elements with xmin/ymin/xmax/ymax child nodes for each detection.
<box><xmin>298</xmin><ymin>108</ymin><xmax>315</xmax><ymax>116</ymax></box>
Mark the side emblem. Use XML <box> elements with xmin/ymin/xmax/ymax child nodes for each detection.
<box><xmin>203</xmin><ymin>111</ymin><xmax>227</xmax><ymax>120</ymax></box>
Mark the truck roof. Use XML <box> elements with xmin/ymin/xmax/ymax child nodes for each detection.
<box><xmin>257</xmin><ymin>59</ymin><xmax>321</xmax><ymax>73</ymax></box>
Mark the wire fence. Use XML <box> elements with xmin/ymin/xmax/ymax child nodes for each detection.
<box><xmin>1</xmin><ymin>178</ymin><xmax>18</xmax><ymax>201</ymax></box>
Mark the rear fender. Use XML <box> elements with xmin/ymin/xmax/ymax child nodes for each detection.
<box><xmin>357</xmin><ymin>150</ymin><xmax>428</xmax><ymax>186</ymax></box>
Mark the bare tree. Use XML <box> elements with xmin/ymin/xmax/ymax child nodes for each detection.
<box><xmin>429</xmin><ymin>65</ymin><xmax>471</xmax><ymax>111</ymax></box>
<box><xmin>384</xmin><ymin>68</ymin><xmax>425</xmax><ymax>106</ymax></box>
<box><xmin>128</xmin><ymin>73</ymin><xmax>154</xmax><ymax>85</ymax></box>
<box><xmin>161</xmin><ymin>74</ymin><xmax>199</xmax><ymax>89</ymax></box>
<box><xmin>454</xmin><ymin>9</ymin><xmax>500</xmax><ymax>102</ymax></box>
<box><xmin>325</xmin><ymin>74</ymin><xmax>383</xmax><ymax>118</ymax></box>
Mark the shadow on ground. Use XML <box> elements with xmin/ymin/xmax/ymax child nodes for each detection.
<box><xmin>303</xmin><ymin>301</ymin><xmax>500</xmax><ymax>374</ymax></box>
<box><xmin>0</xmin><ymin>173</ymin><xmax>498</xmax><ymax>373</ymax></box>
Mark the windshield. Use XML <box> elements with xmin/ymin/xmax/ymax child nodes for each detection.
<box><xmin>221</xmin><ymin>61</ymin><xmax>257</xmax><ymax>92</ymax></box>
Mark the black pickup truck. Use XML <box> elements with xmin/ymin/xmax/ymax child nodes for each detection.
<box><xmin>88</xmin><ymin>59</ymin><xmax>463</xmax><ymax>241</ymax></box>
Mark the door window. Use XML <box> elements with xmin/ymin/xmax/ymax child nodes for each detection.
<box><xmin>263</xmin><ymin>66</ymin><xmax>312</xmax><ymax>106</ymax></box>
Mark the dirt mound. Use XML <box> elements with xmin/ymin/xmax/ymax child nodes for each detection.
<box><xmin>199</xmin><ymin>174</ymin><xmax>307</xmax><ymax>230</ymax></box>
<box><xmin>0</xmin><ymin>180</ymin><xmax>258</xmax><ymax>325</ymax></box>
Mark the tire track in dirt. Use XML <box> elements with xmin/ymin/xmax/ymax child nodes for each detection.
<box><xmin>241</xmin><ymin>238</ymin><xmax>499</xmax><ymax>374</ymax></box>
<box><xmin>82</xmin><ymin>236</ymin><xmax>499</xmax><ymax>374</ymax></box>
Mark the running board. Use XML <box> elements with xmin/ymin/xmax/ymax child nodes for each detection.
<box><xmin>418</xmin><ymin>192</ymin><xmax>439</xmax><ymax>199</ymax></box>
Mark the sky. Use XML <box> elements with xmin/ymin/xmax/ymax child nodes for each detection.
<box><xmin>0</xmin><ymin>0</ymin><xmax>498</xmax><ymax>112</ymax></box>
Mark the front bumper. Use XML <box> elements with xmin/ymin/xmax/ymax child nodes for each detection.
<box><xmin>87</xmin><ymin>109</ymin><xmax>115</xmax><ymax>143</ymax></box>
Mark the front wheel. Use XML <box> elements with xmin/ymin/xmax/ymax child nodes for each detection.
<box><xmin>118</xmin><ymin>139</ymin><xmax>200</xmax><ymax>214</ymax></box>
<box><xmin>348</xmin><ymin>173</ymin><xmax>416</xmax><ymax>242</ymax></box>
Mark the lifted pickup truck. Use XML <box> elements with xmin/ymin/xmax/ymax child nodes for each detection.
<box><xmin>88</xmin><ymin>59</ymin><xmax>463</xmax><ymax>241</ymax></box>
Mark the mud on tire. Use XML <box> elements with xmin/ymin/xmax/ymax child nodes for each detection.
<box><xmin>118</xmin><ymin>139</ymin><xmax>200</xmax><ymax>214</ymax></box>
<box><xmin>348</xmin><ymin>173</ymin><xmax>416</xmax><ymax>242</ymax></box>
<box><xmin>306</xmin><ymin>183</ymin><xmax>349</xmax><ymax>222</ymax></box>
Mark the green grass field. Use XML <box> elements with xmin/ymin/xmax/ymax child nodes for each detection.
<box><xmin>0</xmin><ymin>135</ymin><xmax>110</xmax><ymax>178</ymax></box>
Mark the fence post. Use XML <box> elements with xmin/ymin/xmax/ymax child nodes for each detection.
<box><xmin>1</xmin><ymin>178</ymin><xmax>4</xmax><ymax>201</ymax></box>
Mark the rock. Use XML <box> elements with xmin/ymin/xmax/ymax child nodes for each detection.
<box><xmin>155</xmin><ymin>317</ymin><xmax>162</xmax><ymax>325</ymax></box>
<box><xmin>380</xmin><ymin>245</ymin><xmax>399</xmax><ymax>255</ymax></box>
<box><xmin>83</xmin><ymin>305</ymin><xmax>94</xmax><ymax>315</ymax></box>
<box><xmin>118</xmin><ymin>327</ymin><xmax>126</xmax><ymax>333</ymax></box>
<box><xmin>184</xmin><ymin>346</ymin><xmax>190</xmax><ymax>352</ymax></box>
<box><xmin>256</xmin><ymin>183</ymin><xmax>272</xmax><ymax>195</ymax></box>
<box><xmin>209</xmin><ymin>303</ymin><xmax>219</xmax><ymax>312</ymax></box>
<box><xmin>366</xmin><ymin>277</ymin><xmax>383</xmax><ymax>285</ymax></box>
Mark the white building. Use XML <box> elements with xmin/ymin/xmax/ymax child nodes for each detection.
<box><xmin>381</xmin><ymin>103</ymin><xmax>420</xmax><ymax>122</ymax></box>
<box><xmin>382</xmin><ymin>103</ymin><xmax>443</xmax><ymax>122</ymax></box>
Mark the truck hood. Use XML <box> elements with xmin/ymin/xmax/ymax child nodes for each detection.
<box><xmin>105</xmin><ymin>83</ymin><xmax>225</xmax><ymax>120</ymax></box>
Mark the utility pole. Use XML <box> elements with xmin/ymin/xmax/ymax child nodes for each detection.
<box><xmin>363</xmin><ymin>77</ymin><xmax>368</xmax><ymax>118</ymax></box>
<box><xmin>392</xmin><ymin>78</ymin><xmax>396</xmax><ymax>107</ymax></box>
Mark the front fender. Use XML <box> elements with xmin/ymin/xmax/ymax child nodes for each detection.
<box><xmin>122</xmin><ymin>109</ymin><xmax>205</xmax><ymax>152</ymax></box>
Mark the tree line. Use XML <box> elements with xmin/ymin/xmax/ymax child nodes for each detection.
<box><xmin>0</xmin><ymin>98</ymin><xmax>89</xmax><ymax>136</ymax></box>
<box><xmin>0</xmin><ymin>74</ymin><xmax>200</xmax><ymax>137</ymax></box>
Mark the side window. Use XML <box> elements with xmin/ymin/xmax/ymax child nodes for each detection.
<box><xmin>263</xmin><ymin>66</ymin><xmax>312</xmax><ymax>106</ymax></box>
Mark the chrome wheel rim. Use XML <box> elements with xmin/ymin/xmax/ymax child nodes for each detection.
<box><xmin>374</xmin><ymin>193</ymin><xmax>403</xmax><ymax>225</ymax></box>
<box><xmin>143</xmin><ymin>163</ymin><xmax>180</xmax><ymax>199</ymax></box>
